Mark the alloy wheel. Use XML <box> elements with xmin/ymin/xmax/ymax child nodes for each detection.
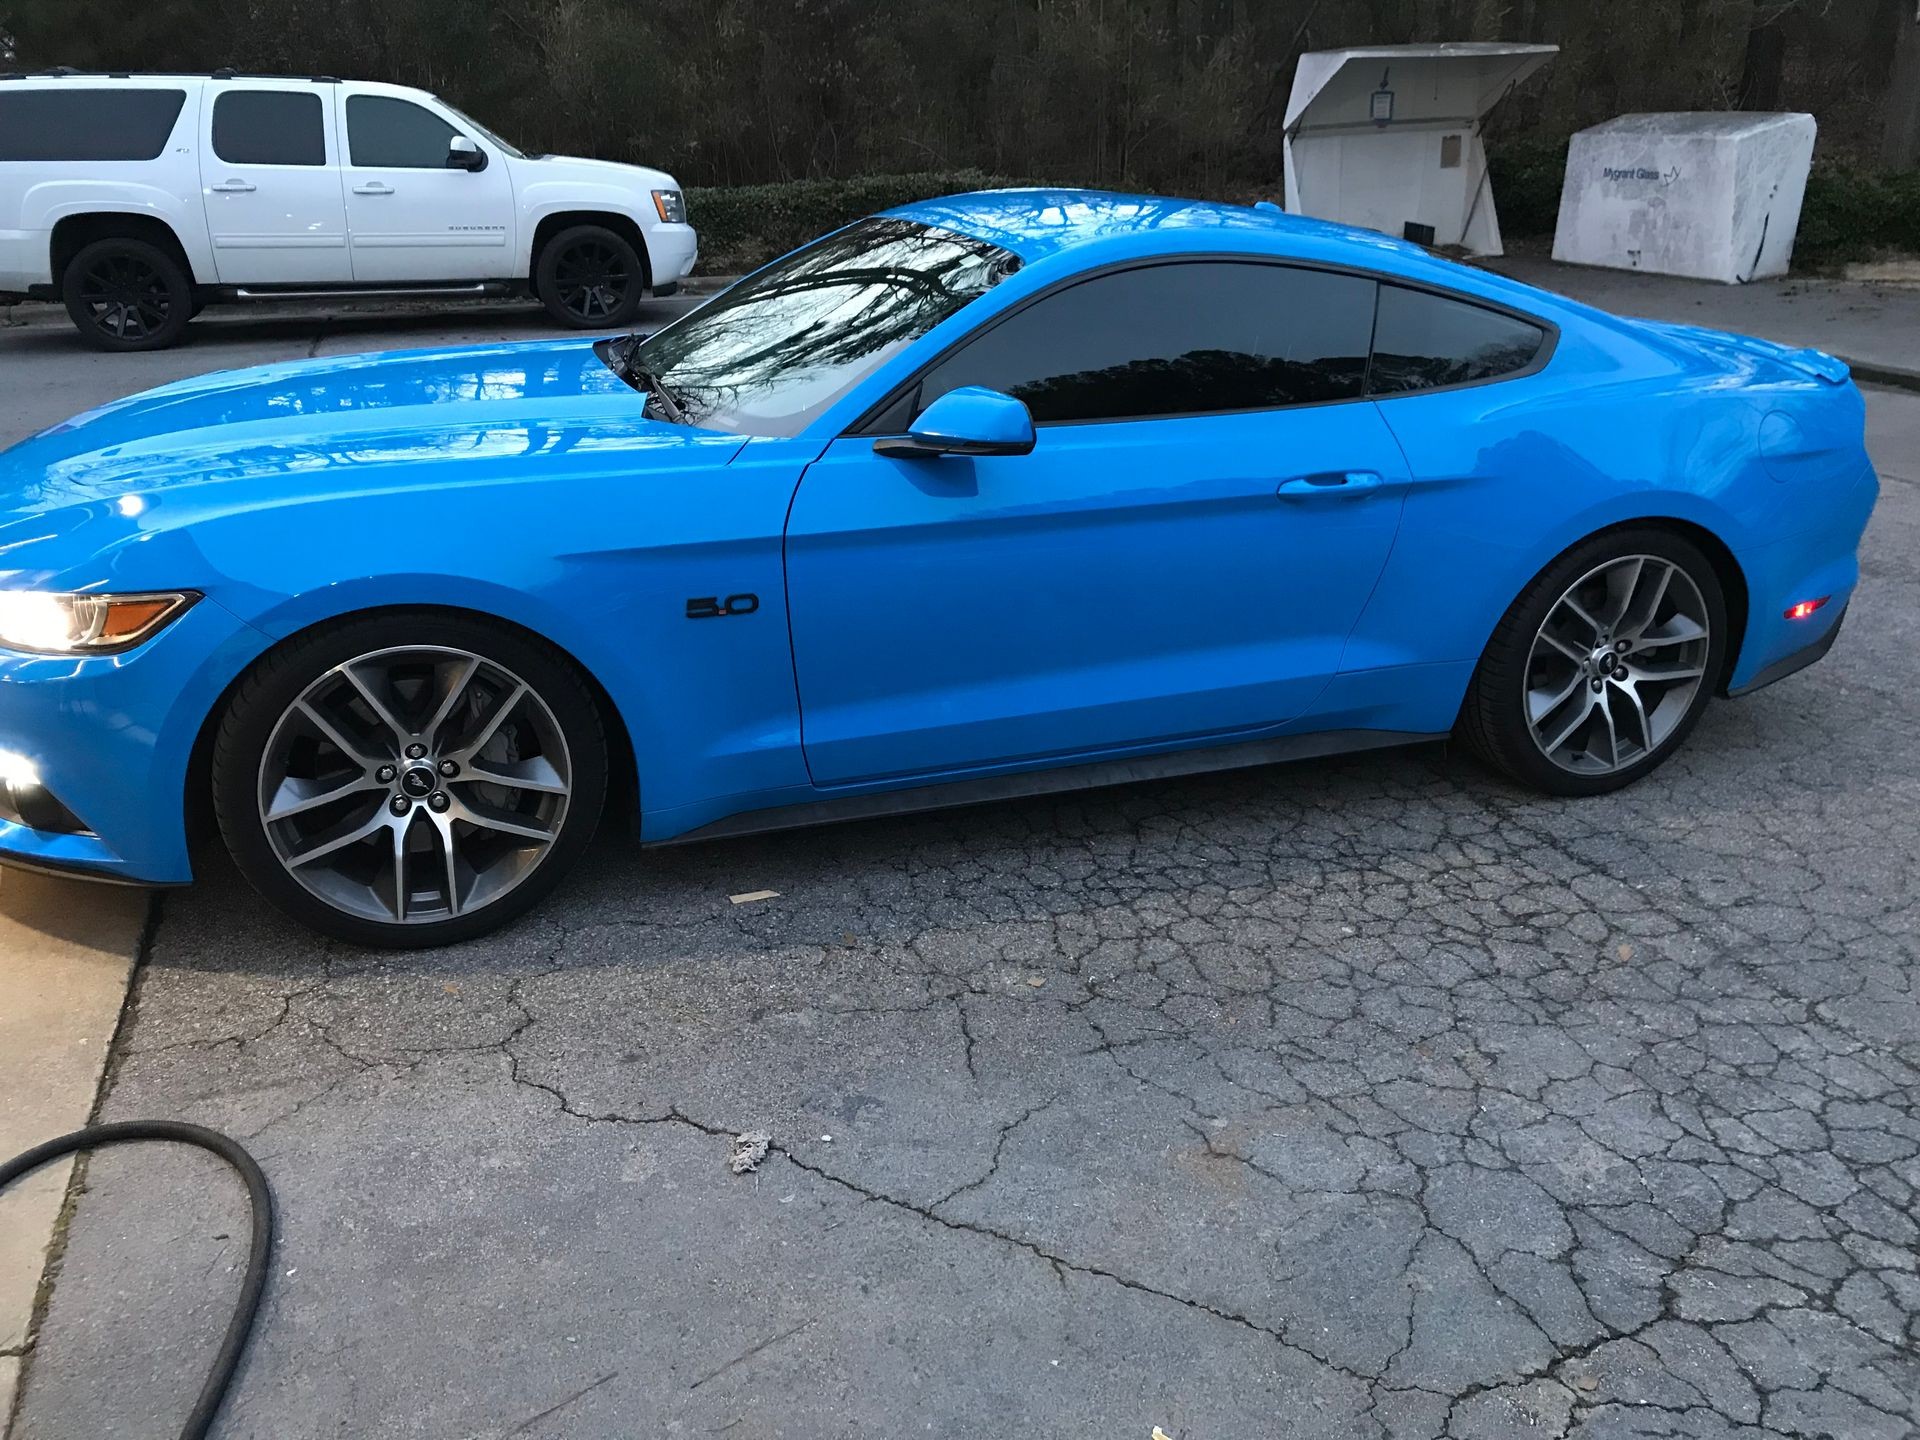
<box><xmin>256</xmin><ymin>646</ymin><xmax>572</xmax><ymax>926</ymax></box>
<box><xmin>75</xmin><ymin>254</ymin><xmax>174</xmax><ymax>342</ymax></box>
<box><xmin>1524</xmin><ymin>554</ymin><xmax>1712</xmax><ymax>776</ymax></box>
<box><xmin>552</xmin><ymin>239</ymin><xmax>633</xmax><ymax>322</ymax></box>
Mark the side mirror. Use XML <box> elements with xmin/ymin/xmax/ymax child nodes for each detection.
<box><xmin>447</xmin><ymin>135</ymin><xmax>487</xmax><ymax>172</ymax></box>
<box><xmin>873</xmin><ymin>387</ymin><xmax>1035</xmax><ymax>459</ymax></box>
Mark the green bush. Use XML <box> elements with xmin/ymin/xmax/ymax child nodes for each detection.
<box><xmin>686</xmin><ymin>170</ymin><xmax>1026</xmax><ymax>274</ymax></box>
<box><xmin>684</xmin><ymin>157</ymin><xmax>1920</xmax><ymax>277</ymax></box>
<box><xmin>1486</xmin><ymin>137</ymin><xmax>1571</xmax><ymax>241</ymax></box>
<box><xmin>1796</xmin><ymin>166</ymin><xmax>1920</xmax><ymax>269</ymax></box>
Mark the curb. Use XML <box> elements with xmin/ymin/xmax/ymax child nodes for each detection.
<box><xmin>1</xmin><ymin>279</ymin><xmax>742</xmax><ymax>333</ymax></box>
<box><xmin>1839</xmin><ymin>358</ymin><xmax>1920</xmax><ymax>394</ymax></box>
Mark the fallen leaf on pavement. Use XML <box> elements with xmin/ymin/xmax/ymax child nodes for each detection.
<box><xmin>730</xmin><ymin>1131</ymin><xmax>772</xmax><ymax>1174</ymax></box>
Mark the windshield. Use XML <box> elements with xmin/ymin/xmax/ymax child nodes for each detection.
<box><xmin>611</xmin><ymin>217</ymin><xmax>1021</xmax><ymax>437</ymax></box>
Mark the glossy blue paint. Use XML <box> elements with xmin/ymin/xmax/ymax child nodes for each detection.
<box><xmin>896</xmin><ymin>386</ymin><xmax>1035</xmax><ymax>456</ymax></box>
<box><xmin>0</xmin><ymin>189</ymin><xmax>1880</xmax><ymax>883</ymax></box>
<box><xmin>787</xmin><ymin>401</ymin><xmax>1414</xmax><ymax>786</ymax></box>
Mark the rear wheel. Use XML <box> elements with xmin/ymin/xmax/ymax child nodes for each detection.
<box><xmin>61</xmin><ymin>238</ymin><xmax>192</xmax><ymax>351</ymax></box>
<box><xmin>213</xmin><ymin>612</ymin><xmax>609</xmax><ymax>947</ymax></box>
<box><xmin>1458</xmin><ymin>528</ymin><xmax>1728</xmax><ymax>795</ymax></box>
<box><xmin>534</xmin><ymin>224</ymin><xmax>646</xmax><ymax>329</ymax></box>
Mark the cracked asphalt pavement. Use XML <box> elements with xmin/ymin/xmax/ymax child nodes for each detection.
<box><xmin>7</xmin><ymin>318</ymin><xmax>1919</xmax><ymax>1438</ymax></box>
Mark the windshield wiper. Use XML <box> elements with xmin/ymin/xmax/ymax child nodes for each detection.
<box><xmin>608</xmin><ymin>334</ymin><xmax>691</xmax><ymax>425</ymax></box>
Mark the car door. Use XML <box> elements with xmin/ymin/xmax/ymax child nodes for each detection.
<box><xmin>338</xmin><ymin>90</ymin><xmax>516</xmax><ymax>283</ymax></box>
<box><xmin>198</xmin><ymin>83</ymin><xmax>351</xmax><ymax>284</ymax></box>
<box><xmin>784</xmin><ymin>259</ymin><xmax>1415</xmax><ymax>787</ymax></box>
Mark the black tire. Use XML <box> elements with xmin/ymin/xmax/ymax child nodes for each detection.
<box><xmin>1457</xmin><ymin>527</ymin><xmax>1729</xmax><ymax>796</ymax></box>
<box><xmin>212</xmin><ymin>611</ymin><xmax>609</xmax><ymax>948</ymax></box>
<box><xmin>61</xmin><ymin>237</ymin><xmax>193</xmax><ymax>351</ymax></box>
<box><xmin>534</xmin><ymin>224</ymin><xmax>646</xmax><ymax>329</ymax></box>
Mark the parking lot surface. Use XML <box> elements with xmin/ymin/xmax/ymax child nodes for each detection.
<box><xmin>4</xmin><ymin>306</ymin><xmax>1918</xmax><ymax>1439</ymax></box>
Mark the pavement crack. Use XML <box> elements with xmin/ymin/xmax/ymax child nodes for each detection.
<box><xmin>503</xmin><ymin>1369</ymin><xmax>618</xmax><ymax>1435</ymax></box>
<box><xmin>686</xmin><ymin>1318</ymin><xmax>817</xmax><ymax>1392</ymax></box>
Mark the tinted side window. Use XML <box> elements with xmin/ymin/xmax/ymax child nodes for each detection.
<box><xmin>1368</xmin><ymin>285</ymin><xmax>1545</xmax><ymax>396</ymax></box>
<box><xmin>347</xmin><ymin>96</ymin><xmax>459</xmax><ymax>168</ymax></box>
<box><xmin>0</xmin><ymin>89</ymin><xmax>186</xmax><ymax>162</ymax></box>
<box><xmin>915</xmin><ymin>262</ymin><xmax>1376</xmax><ymax>424</ymax></box>
<box><xmin>211</xmin><ymin>91</ymin><xmax>326</xmax><ymax>166</ymax></box>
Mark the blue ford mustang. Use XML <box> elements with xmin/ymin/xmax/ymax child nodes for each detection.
<box><xmin>0</xmin><ymin>191</ymin><xmax>1878</xmax><ymax>944</ymax></box>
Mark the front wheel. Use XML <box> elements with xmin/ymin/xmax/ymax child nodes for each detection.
<box><xmin>212</xmin><ymin>612</ymin><xmax>609</xmax><ymax>947</ymax></box>
<box><xmin>534</xmin><ymin>225</ymin><xmax>646</xmax><ymax>329</ymax></box>
<box><xmin>1458</xmin><ymin>528</ymin><xmax>1728</xmax><ymax>795</ymax></box>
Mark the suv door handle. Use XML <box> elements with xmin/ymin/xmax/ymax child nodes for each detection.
<box><xmin>352</xmin><ymin>182</ymin><xmax>394</xmax><ymax>196</ymax></box>
<box><xmin>208</xmin><ymin>180</ymin><xmax>257</xmax><ymax>194</ymax></box>
<box><xmin>1277</xmin><ymin>470</ymin><xmax>1386</xmax><ymax>499</ymax></box>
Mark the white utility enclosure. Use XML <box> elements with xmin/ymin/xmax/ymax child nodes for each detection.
<box><xmin>1283</xmin><ymin>42</ymin><xmax>1557</xmax><ymax>257</ymax></box>
<box><xmin>1552</xmin><ymin>112</ymin><xmax>1817</xmax><ymax>284</ymax></box>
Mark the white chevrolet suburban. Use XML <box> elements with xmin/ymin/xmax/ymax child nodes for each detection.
<box><xmin>0</xmin><ymin>70</ymin><xmax>698</xmax><ymax>350</ymax></box>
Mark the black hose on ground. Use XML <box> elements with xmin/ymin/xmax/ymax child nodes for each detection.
<box><xmin>0</xmin><ymin>1120</ymin><xmax>272</xmax><ymax>1440</ymax></box>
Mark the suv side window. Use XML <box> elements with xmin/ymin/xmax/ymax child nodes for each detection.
<box><xmin>0</xmin><ymin>89</ymin><xmax>187</xmax><ymax>162</ymax></box>
<box><xmin>1367</xmin><ymin>284</ymin><xmax>1546</xmax><ymax>396</ymax></box>
<box><xmin>911</xmin><ymin>261</ymin><xmax>1376</xmax><ymax>424</ymax></box>
<box><xmin>210</xmin><ymin>90</ymin><xmax>326</xmax><ymax>166</ymax></box>
<box><xmin>346</xmin><ymin>96</ymin><xmax>460</xmax><ymax>168</ymax></box>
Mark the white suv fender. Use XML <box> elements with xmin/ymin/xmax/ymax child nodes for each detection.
<box><xmin>510</xmin><ymin>154</ymin><xmax>698</xmax><ymax>291</ymax></box>
<box><xmin>14</xmin><ymin>178</ymin><xmax>216</xmax><ymax>287</ymax></box>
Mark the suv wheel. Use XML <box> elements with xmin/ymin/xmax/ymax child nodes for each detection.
<box><xmin>535</xmin><ymin>225</ymin><xmax>646</xmax><ymax>329</ymax></box>
<box><xmin>213</xmin><ymin>611</ymin><xmax>609</xmax><ymax>947</ymax></box>
<box><xmin>61</xmin><ymin>237</ymin><xmax>193</xmax><ymax>351</ymax></box>
<box><xmin>1457</xmin><ymin>527</ymin><xmax>1728</xmax><ymax>796</ymax></box>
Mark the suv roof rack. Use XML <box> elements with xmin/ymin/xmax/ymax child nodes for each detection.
<box><xmin>4</xmin><ymin>67</ymin><xmax>338</xmax><ymax>82</ymax></box>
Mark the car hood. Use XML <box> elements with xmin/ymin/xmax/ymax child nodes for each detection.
<box><xmin>509</xmin><ymin>153</ymin><xmax>676</xmax><ymax>193</ymax></box>
<box><xmin>0</xmin><ymin>338</ymin><xmax>739</xmax><ymax>522</ymax></box>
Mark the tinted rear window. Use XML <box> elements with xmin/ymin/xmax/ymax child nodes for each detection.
<box><xmin>1368</xmin><ymin>285</ymin><xmax>1546</xmax><ymax>395</ymax></box>
<box><xmin>0</xmin><ymin>88</ymin><xmax>186</xmax><ymax>162</ymax></box>
<box><xmin>916</xmin><ymin>261</ymin><xmax>1376</xmax><ymax>423</ymax></box>
<box><xmin>211</xmin><ymin>90</ymin><xmax>326</xmax><ymax>166</ymax></box>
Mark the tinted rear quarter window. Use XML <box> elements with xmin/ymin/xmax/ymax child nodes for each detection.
<box><xmin>211</xmin><ymin>90</ymin><xmax>326</xmax><ymax>166</ymax></box>
<box><xmin>0</xmin><ymin>88</ymin><xmax>187</xmax><ymax>162</ymax></box>
<box><xmin>346</xmin><ymin>96</ymin><xmax>459</xmax><ymax>168</ymax></box>
<box><xmin>1368</xmin><ymin>285</ymin><xmax>1546</xmax><ymax>396</ymax></box>
<box><xmin>916</xmin><ymin>261</ymin><xmax>1377</xmax><ymax>423</ymax></box>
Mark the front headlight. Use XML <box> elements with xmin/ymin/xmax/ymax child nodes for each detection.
<box><xmin>0</xmin><ymin>590</ymin><xmax>197</xmax><ymax>655</ymax></box>
<box><xmin>651</xmin><ymin>188</ymin><xmax>686</xmax><ymax>224</ymax></box>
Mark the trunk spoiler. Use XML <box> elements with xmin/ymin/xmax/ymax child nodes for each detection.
<box><xmin>1636</xmin><ymin>320</ymin><xmax>1853</xmax><ymax>385</ymax></box>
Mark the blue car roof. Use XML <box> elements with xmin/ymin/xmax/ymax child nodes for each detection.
<box><xmin>886</xmin><ymin>187</ymin><xmax>1411</xmax><ymax>264</ymax></box>
<box><xmin>881</xmin><ymin>188</ymin><xmax>1569</xmax><ymax>315</ymax></box>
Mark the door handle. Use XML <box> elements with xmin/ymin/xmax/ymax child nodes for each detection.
<box><xmin>208</xmin><ymin>180</ymin><xmax>256</xmax><ymax>194</ymax></box>
<box><xmin>352</xmin><ymin>182</ymin><xmax>394</xmax><ymax>196</ymax></box>
<box><xmin>1277</xmin><ymin>470</ymin><xmax>1386</xmax><ymax>499</ymax></box>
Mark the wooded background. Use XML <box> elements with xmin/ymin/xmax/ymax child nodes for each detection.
<box><xmin>3</xmin><ymin>0</ymin><xmax>1915</xmax><ymax>187</ymax></box>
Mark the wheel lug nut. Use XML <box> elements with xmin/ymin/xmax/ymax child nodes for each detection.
<box><xmin>1590</xmin><ymin>678</ymin><xmax>1604</xmax><ymax>692</ymax></box>
<box><xmin>405</xmin><ymin>742</ymin><xmax>427</xmax><ymax>760</ymax></box>
<box><xmin>375</xmin><ymin>763</ymin><xmax>397</xmax><ymax>783</ymax></box>
<box><xmin>389</xmin><ymin>795</ymin><xmax>412</xmax><ymax>817</ymax></box>
<box><xmin>438</xmin><ymin>759</ymin><xmax>458</xmax><ymax>777</ymax></box>
<box><xmin>428</xmin><ymin>791</ymin><xmax>450</xmax><ymax>813</ymax></box>
<box><xmin>1616</xmin><ymin>640</ymin><xmax>1630</xmax><ymax>652</ymax></box>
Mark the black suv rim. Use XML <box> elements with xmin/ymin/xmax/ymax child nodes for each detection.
<box><xmin>553</xmin><ymin>239</ymin><xmax>633</xmax><ymax>321</ymax></box>
<box><xmin>77</xmin><ymin>254</ymin><xmax>173</xmax><ymax>341</ymax></box>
